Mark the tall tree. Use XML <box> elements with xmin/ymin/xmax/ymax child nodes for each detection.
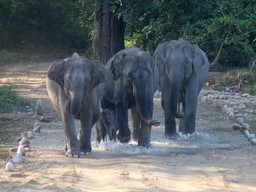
<box><xmin>92</xmin><ymin>1</ymin><xmax>125</xmax><ymax>63</ymax></box>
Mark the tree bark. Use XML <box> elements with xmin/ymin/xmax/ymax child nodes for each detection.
<box><xmin>92</xmin><ymin>1</ymin><xmax>125</xmax><ymax>63</ymax></box>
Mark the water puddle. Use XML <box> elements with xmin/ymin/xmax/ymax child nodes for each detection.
<box><xmin>0</xmin><ymin>117</ymin><xmax>251</xmax><ymax>159</ymax></box>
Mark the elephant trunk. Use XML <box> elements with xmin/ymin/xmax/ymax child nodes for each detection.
<box><xmin>134</xmin><ymin>84</ymin><xmax>160</xmax><ymax>127</ymax></box>
<box><xmin>68</xmin><ymin>90</ymin><xmax>84</xmax><ymax>116</ymax></box>
<box><xmin>170</xmin><ymin>73</ymin><xmax>182</xmax><ymax>118</ymax></box>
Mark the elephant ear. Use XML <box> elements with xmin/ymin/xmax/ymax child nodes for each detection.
<box><xmin>47</xmin><ymin>59</ymin><xmax>65</xmax><ymax>89</ymax></box>
<box><xmin>192</xmin><ymin>45</ymin><xmax>204</xmax><ymax>74</ymax></box>
<box><xmin>90</xmin><ymin>60</ymin><xmax>111</xmax><ymax>91</ymax></box>
<box><xmin>110</xmin><ymin>50</ymin><xmax>126</xmax><ymax>80</ymax></box>
<box><xmin>153</xmin><ymin>43</ymin><xmax>167</xmax><ymax>75</ymax></box>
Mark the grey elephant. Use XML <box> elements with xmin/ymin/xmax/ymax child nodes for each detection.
<box><xmin>100</xmin><ymin>45</ymin><xmax>160</xmax><ymax>148</ymax></box>
<box><xmin>95</xmin><ymin>108</ymin><xmax>117</xmax><ymax>143</ymax></box>
<box><xmin>153</xmin><ymin>38</ymin><xmax>209</xmax><ymax>136</ymax></box>
<box><xmin>46</xmin><ymin>53</ymin><xmax>111</xmax><ymax>157</ymax></box>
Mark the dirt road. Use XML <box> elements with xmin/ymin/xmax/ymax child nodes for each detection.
<box><xmin>1</xmin><ymin>60</ymin><xmax>256</xmax><ymax>192</ymax></box>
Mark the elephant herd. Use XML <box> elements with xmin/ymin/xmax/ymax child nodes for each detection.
<box><xmin>46</xmin><ymin>38</ymin><xmax>209</xmax><ymax>157</ymax></box>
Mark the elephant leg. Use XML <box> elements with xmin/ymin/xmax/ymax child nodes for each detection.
<box><xmin>181</xmin><ymin>90</ymin><xmax>198</xmax><ymax>134</ymax></box>
<box><xmin>61</xmin><ymin>112</ymin><xmax>80</xmax><ymax>158</ymax></box>
<box><xmin>115</xmin><ymin>102</ymin><xmax>131</xmax><ymax>143</ymax></box>
<box><xmin>92</xmin><ymin>106</ymin><xmax>100</xmax><ymax>126</ymax></box>
<box><xmin>131</xmin><ymin>107</ymin><xmax>141</xmax><ymax>141</ymax></box>
<box><xmin>163</xmin><ymin>90</ymin><xmax>177</xmax><ymax>137</ymax></box>
<box><xmin>179</xmin><ymin>102</ymin><xmax>186</xmax><ymax>133</ymax></box>
<box><xmin>184</xmin><ymin>100</ymin><xmax>197</xmax><ymax>134</ymax></box>
<box><xmin>79</xmin><ymin>106</ymin><xmax>94</xmax><ymax>154</ymax></box>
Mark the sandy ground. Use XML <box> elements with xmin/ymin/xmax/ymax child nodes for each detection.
<box><xmin>1</xmin><ymin>60</ymin><xmax>256</xmax><ymax>192</ymax></box>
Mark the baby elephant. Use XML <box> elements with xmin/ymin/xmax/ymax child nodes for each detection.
<box><xmin>96</xmin><ymin>108</ymin><xmax>117</xmax><ymax>143</ymax></box>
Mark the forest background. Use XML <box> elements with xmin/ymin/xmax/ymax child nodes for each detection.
<box><xmin>0</xmin><ymin>0</ymin><xmax>256</xmax><ymax>91</ymax></box>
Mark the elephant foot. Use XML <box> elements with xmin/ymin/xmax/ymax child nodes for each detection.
<box><xmin>80</xmin><ymin>146</ymin><xmax>92</xmax><ymax>154</ymax></box>
<box><xmin>65</xmin><ymin>147</ymin><xmax>81</xmax><ymax>158</ymax></box>
<box><xmin>79</xmin><ymin>141</ymin><xmax>92</xmax><ymax>155</ymax></box>
<box><xmin>64</xmin><ymin>142</ymin><xmax>81</xmax><ymax>158</ymax></box>
<box><xmin>181</xmin><ymin>129</ymin><xmax>195</xmax><ymax>135</ymax></box>
<box><xmin>117</xmin><ymin>130</ymin><xmax>131</xmax><ymax>143</ymax></box>
<box><xmin>165</xmin><ymin>132</ymin><xmax>178</xmax><ymax>139</ymax></box>
<box><xmin>138</xmin><ymin>139</ymin><xmax>150</xmax><ymax>148</ymax></box>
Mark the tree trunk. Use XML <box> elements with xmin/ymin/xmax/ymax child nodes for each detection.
<box><xmin>92</xmin><ymin>1</ymin><xmax>125</xmax><ymax>63</ymax></box>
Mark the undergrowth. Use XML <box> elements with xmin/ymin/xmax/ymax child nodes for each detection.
<box><xmin>210</xmin><ymin>69</ymin><xmax>256</xmax><ymax>95</ymax></box>
<box><xmin>0</xmin><ymin>85</ymin><xmax>30</xmax><ymax>113</ymax></box>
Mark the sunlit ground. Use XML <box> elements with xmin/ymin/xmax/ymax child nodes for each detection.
<box><xmin>0</xmin><ymin>63</ymin><xmax>49</xmax><ymax>99</ymax></box>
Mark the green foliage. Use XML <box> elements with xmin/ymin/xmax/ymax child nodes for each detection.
<box><xmin>121</xmin><ymin>0</ymin><xmax>256</xmax><ymax>68</ymax></box>
<box><xmin>0</xmin><ymin>0</ymin><xmax>255</xmax><ymax>68</ymax></box>
<box><xmin>0</xmin><ymin>85</ymin><xmax>29</xmax><ymax>113</ymax></box>
<box><xmin>213</xmin><ymin>69</ymin><xmax>256</xmax><ymax>95</ymax></box>
<box><xmin>0</xmin><ymin>0</ymin><xmax>94</xmax><ymax>50</ymax></box>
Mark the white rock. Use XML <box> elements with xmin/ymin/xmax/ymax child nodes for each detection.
<box><xmin>228</xmin><ymin>113</ymin><xmax>234</xmax><ymax>120</ymax></box>
<box><xmin>239</xmin><ymin>103</ymin><xmax>246</xmax><ymax>109</ymax></box>
<box><xmin>251</xmin><ymin>138</ymin><xmax>256</xmax><ymax>145</ymax></box>
<box><xmin>227</xmin><ymin>108</ymin><xmax>234</xmax><ymax>115</ymax></box>
<box><xmin>241</xmin><ymin>123</ymin><xmax>250</xmax><ymax>130</ymax></box>
<box><xmin>33</xmin><ymin>121</ymin><xmax>41</xmax><ymax>128</ymax></box>
<box><xmin>243</xmin><ymin>130</ymin><xmax>255</xmax><ymax>140</ymax></box>
<box><xmin>200</xmin><ymin>96</ymin><xmax>207</xmax><ymax>103</ymax></box>
<box><xmin>222</xmin><ymin>105</ymin><xmax>228</xmax><ymax>113</ymax></box>
<box><xmin>235</xmin><ymin>117</ymin><xmax>244</xmax><ymax>125</ymax></box>
<box><xmin>27</xmin><ymin>131</ymin><xmax>34</xmax><ymax>139</ymax></box>
<box><xmin>248</xmin><ymin>133</ymin><xmax>256</xmax><ymax>140</ymax></box>
<box><xmin>242</xmin><ymin>93</ymin><xmax>250</xmax><ymax>97</ymax></box>
<box><xmin>33</xmin><ymin>124</ymin><xmax>41</xmax><ymax>133</ymax></box>
<box><xmin>243</xmin><ymin>130</ymin><xmax>251</xmax><ymax>138</ymax></box>
<box><xmin>12</xmin><ymin>146</ymin><xmax>25</xmax><ymax>164</ymax></box>
<box><xmin>19</xmin><ymin>138</ymin><xmax>30</xmax><ymax>148</ymax></box>
<box><xmin>6</xmin><ymin>162</ymin><xmax>14</xmax><ymax>172</ymax></box>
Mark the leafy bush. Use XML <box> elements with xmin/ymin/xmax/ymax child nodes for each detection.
<box><xmin>0</xmin><ymin>85</ymin><xmax>30</xmax><ymax>113</ymax></box>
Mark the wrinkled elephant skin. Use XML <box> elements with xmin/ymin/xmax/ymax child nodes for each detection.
<box><xmin>153</xmin><ymin>38</ymin><xmax>209</xmax><ymax>136</ymax></box>
<box><xmin>100</xmin><ymin>45</ymin><xmax>160</xmax><ymax>147</ymax></box>
<box><xmin>46</xmin><ymin>53</ymin><xmax>110</xmax><ymax>157</ymax></box>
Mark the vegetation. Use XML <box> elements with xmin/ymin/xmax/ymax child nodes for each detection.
<box><xmin>1</xmin><ymin>0</ymin><xmax>255</xmax><ymax>68</ymax></box>
<box><xmin>0</xmin><ymin>85</ymin><xmax>30</xmax><ymax>113</ymax></box>
<box><xmin>0</xmin><ymin>0</ymin><xmax>93</xmax><ymax>50</ymax></box>
<box><xmin>0</xmin><ymin>0</ymin><xmax>256</xmax><ymax>96</ymax></box>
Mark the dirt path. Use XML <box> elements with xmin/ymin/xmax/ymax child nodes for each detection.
<box><xmin>1</xmin><ymin>61</ymin><xmax>256</xmax><ymax>192</ymax></box>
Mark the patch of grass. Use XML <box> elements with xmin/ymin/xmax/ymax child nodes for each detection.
<box><xmin>0</xmin><ymin>85</ymin><xmax>31</xmax><ymax>113</ymax></box>
<box><xmin>213</xmin><ymin>69</ymin><xmax>256</xmax><ymax>95</ymax></box>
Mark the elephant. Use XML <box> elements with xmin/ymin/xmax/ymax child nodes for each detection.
<box><xmin>153</xmin><ymin>38</ymin><xmax>209</xmax><ymax>136</ymax></box>
<box><xmin>100</xmin><ymin>45</ymin><xmax>160</xmax><ymax>148</ymax></box>
<box><xmin>46</xmin><ymin>53</ymin><xmax>111</xmax><ymax>157</ymax></box>
<box><xmin>95</xmin><ymin>108</ymin><xmax>117</xmax><ymax>143</ymax></box>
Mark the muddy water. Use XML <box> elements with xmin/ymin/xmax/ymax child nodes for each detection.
<box><xmin>0</xmin><ymin>105</ymin><xmax>251</xmax><ymax>159</ymax></box>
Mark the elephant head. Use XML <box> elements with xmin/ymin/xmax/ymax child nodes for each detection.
<box><xmin>160</xmin><ymin>39</ymin><xmax>206</xmax><ymax>81</ymax></box>
<box><xmin>48</xmin><ymin>53</ymin><xmax>110</xmax><ymax>117</ymax></box>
